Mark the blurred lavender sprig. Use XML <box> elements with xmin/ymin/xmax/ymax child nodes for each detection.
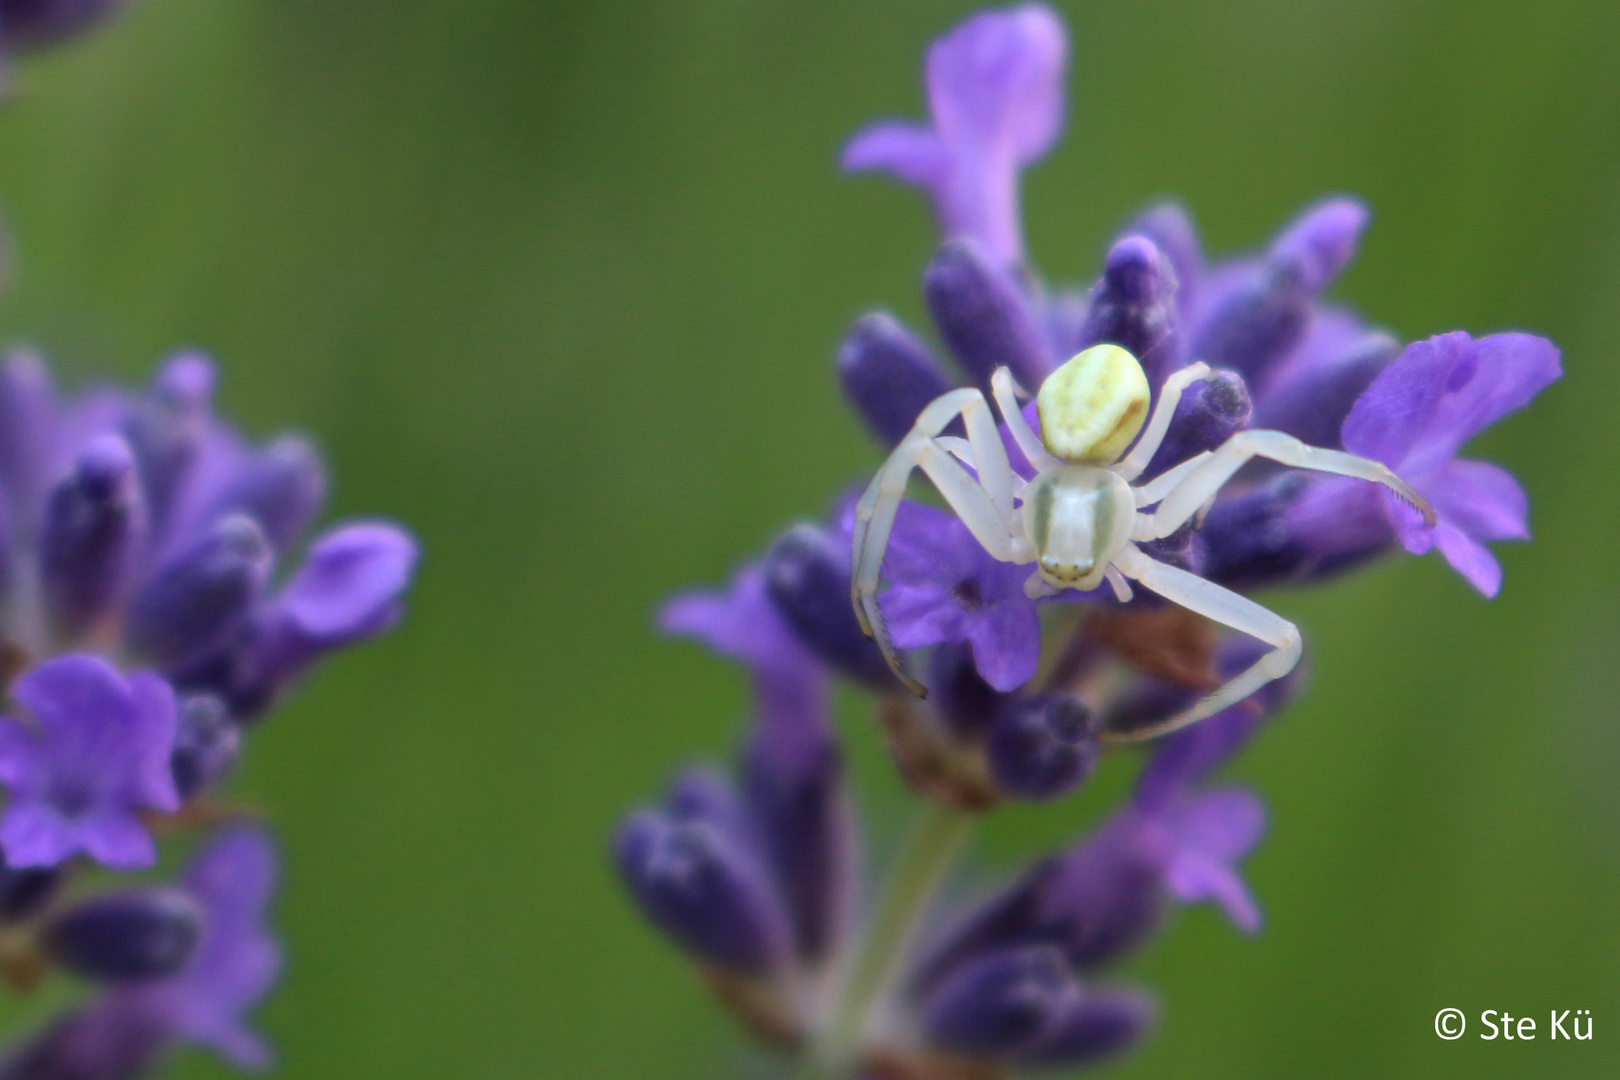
<box><xmin>620</xmin><ymin>4</ymin><xmax>1556</xmax><ymax>1077</ymax></box>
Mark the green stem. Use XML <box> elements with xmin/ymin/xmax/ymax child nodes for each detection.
<box><xmin>812</xmin><ymin>801</ymin><xmax>975</xmax><ymax>1077</ymax></box>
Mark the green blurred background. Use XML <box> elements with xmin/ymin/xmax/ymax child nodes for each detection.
<box><xmin>0</xmin><ymin>0</ymin><xmax>1615</xmax><ymax>1076</ymax></box>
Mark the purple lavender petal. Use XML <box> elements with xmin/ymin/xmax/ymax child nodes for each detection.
<box><xmin>274</xmin><ymin>521</ymin><xmax>418</xmax><ymax>642</ymax></box>
<box><xmin>844</xmin><ymin>4</ymin><xmax>1067</xmax><ymax>265</ymax></box>
<box><xmin>0</xmin><ymin>657</ymin><xmax>178</xmax><ymax>870</ymax></box>
<box><xmin>122</xmin><ymin>825</ymin><xmax>281</xmax><ymax>1070</ymax></box>
<box><xmin>878</xmin><ymin>502</ymin><xmax>1041</xmax><ymax>692</ymax></box>
<box><xmin>1341</xmin><ymin>331</ymin><xmax>1558</xmax><ymax>592</ymax></box>
<box><xmin>661</xmin><ymin>563</ymin><xmax>831</xmax><ymax>767</ymax></box>
<box><xmin>1161</xmin><ymin>788</ymin><xmax>1265</xmax><ymax>932</ymax></box>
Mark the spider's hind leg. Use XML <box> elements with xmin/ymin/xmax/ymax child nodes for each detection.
<box><xmin>1107</xmin><ymin>544</ymin><xmax>1302</xmax><ymax>741</ymax></box>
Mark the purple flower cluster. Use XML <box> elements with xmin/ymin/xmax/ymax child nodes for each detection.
<box><xmin>0</xmin><ymin>349</ymin><xmax>417</xmax><ymax>1079</ymax></box>
<box><xmin>617</xmin><ymin>4</ymin><xmax>1556</xmax><ymax>1077</ymax></box>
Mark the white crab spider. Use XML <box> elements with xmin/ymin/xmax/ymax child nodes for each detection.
<box><xmin>850</xmin><ymin>344</ymin><xmax>1435</xmax><ymax>741</ymax></box>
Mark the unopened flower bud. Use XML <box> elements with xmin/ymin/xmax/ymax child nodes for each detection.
<box><xmin>42</xmin><ymin>889</ymin><xmax>202</xmax><ymax>982</ymax></box>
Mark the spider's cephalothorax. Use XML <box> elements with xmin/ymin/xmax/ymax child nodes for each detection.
<box><xmin>850</xmin><ymin>344</ymin><xmax>1435</xmax><ymax>739</ymax></box>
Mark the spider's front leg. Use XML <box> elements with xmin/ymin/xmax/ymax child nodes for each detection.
<box><xmin>1108</xmin><ymin>545</ymin><xmax>1302</xmax><ymax>741</ymax></box>
<box><xmin>1134</xmin><ymin>428</ymin><xmax>1435</xmax><ymax>542</ymax></box>
<box><xmin>850</xmin><ymin>388</ymin><xmax>1028</xmax><ymax>697</ymax></box>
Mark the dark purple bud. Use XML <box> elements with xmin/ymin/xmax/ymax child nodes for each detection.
<box><xmin>42</xmin><ymin>888</ymin><xmax>202</xmax><ymax>981</ymax></box>
<box><xmin>1201</xmin><ymin>472</ymin><xmax>1395</xmax><ymax>591</ymax></box>
<box><xmin>666</xmin><ymin>767</ymin><xmax>745</xmax><ymax>830</ymax></box>
<box><xmin>921</xmin><ymin>946</ymin><xmax>1079</xmax><ymax>1057</ymax></box>
<box><xmin>1128</xmin><ymin>203</ymin><xmax>1202</xmax><ymax>316</ymax></box>
<box><xmin>0</xmin><ymin>852</ymin><xmax>62</xmax><ymax>922</ymax></box>
<box><xmin>927</xmin><ymin>641</ymin><xmax>1015</xmax><ymax>739</ymax></box>
<box><xmin>1189</xmin><ymin>273</ymin><xmax>1309</xmax><ymax>387</ymax></box>
<box><xmin>1142</xmin><ymin>368</ymin><xmax>1252</xmax><ymax>477</ymax></box>
<box><xmin>123</xmin><ymin>353</ymin><xmax>214</xmax><ymax>530</ymax></box>
<box><xmin>1078</xmin><ymin>236</ymin><xmax>1179</xmax><ymax>386</ymax></box>
<box><xmin>0</xmin><ymin>350</ymin><xmax>57</xmax><ymax>521</ymax></box>
<box><xmin>614</xmin><ymin>810</ymin><xmax>789</xmax><ymax>974</ymax></box>
<box><xmin>925</xmin><ymin>240</ymin><xmax>1051</xmax><ymax>389</ymax></box>
<box><xmin>987</xmin><ymin>694</ymin><xmax>1097</xmax><ymax>801</ymax></box>
<box><xmin>204</xmin><ymin>436</ymin><xmax>327</xmax><ymax>552</ymax></box>
<box><xmin>764</xmin><ymin>524</ymin><xmax>891</xmax><ymax>687</ymax></box>
<box><xmin>0</xmin><ymin>0</ymin><xmax>129</xmax><ymax>51</ymax></box>
<box><xmin>125</xmin><ymin>513</ymin><xmax>271</xmax><ymax>669</ymax></box>
<box><xmin>39</xmin><ymin>436</ymin><xmax>142</xmax><ymax>639</ymax></box>
<box><xmin>837</xmin><ymin>313</ymin><xmax>952</xmax><ymax>448</ymax></box>
<box><xmin>1253</xmin><ymin>331</ymin><xmax>1398</xmax><ymax>449</ymax></box>
<box><xmin>169</xmin><ymin>694</ymin><xmax>240</xmax><ymax>800</ymax></box>
<box><xmin>742</xmin><ymin>729</ymin><xmax>850</xmax><ymax>963</ymax></box>
<box><xmin>1021</xmin><ymin>989</ymin><xmax>1156</xmax><ymax>1068</ymax></box>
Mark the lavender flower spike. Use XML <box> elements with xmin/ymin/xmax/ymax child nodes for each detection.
<box><xmin>843</xmin><ymin>3</ymin><xmax>1066</xmax><ymax>266</ymax></box>
<box><xmin>0</xmin><ymin>656</ymin><xmax>178</xmax><ymax>870</ymax></box>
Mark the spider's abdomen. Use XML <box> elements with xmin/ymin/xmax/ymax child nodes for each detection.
<box><xmin>1036</xmin><ymin>344</ymin><xmax>1151</xmax><ymax>464</ymax></box>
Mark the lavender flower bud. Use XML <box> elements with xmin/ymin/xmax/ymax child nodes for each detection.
<box><xmin>0</xmin><ymin>854</ymin><xmax>62</xmax><ymax>922</ymax></box>
<box><xmin>123</xmin><ymin>353</ymin><xmax>214</xmax><ymax>530</ymax></box>
<box><xmin>1198</xmin><ymin>473</ymin><xmax>1314</xmax><ymax>589</ymax></box>
<box><xmin>764</xmin><ymin>524</ymin><xmax>891</xmax><ymax>687</ymax></box>
<box><xmin>1253</xmin><ymin>331</ymin><xmax>1398</xmax><ymax>449</ymax></box>
<box><xmin>125</xmin><ymin>513</ymin><xmax>271</xmax><ymax>669</ymax></box>
<box><xmin>837</xmin><ymin>313</ymin><xmax>952</xmax><ymax>447</ymax></box>
<box><xmin>742</xmin><ymin>730</ymin><xmax>849</xmax><ymax>963</ymax></box>
<box><xmin>169</xmin><ymin>693</ymin><xmax>240</xmax><ymax>800</ymax></box>
<box><xmin>614</xmin><ymin>811</ymin><xmax>789</xmax><ymax>974</ymax></box>
<box><xmin>1268</xmin><ymin>198</ymin><xmax>1368</xmax><ymax>295</ymax></box>
<box><xmin>42</xmin><ymin>889</ymin><xmax>203</xmax><ymax>982</ymax></box>
<box><xmin>39</xmin><ymin>436</ymin><xmax>142</xmax><ymax>639</ymax></box>
<box><xmin>925</xmin><ymin>240</ymin><xmax>1051</xmax><ymax>388</ymax></box>
<box><xmin>927</xmin><ymin>641</ymin><xmax>1014</xmax><ymax>739</ymax></box>
<box><xmin>1142</xmin><ymin>368</ymin><xmax>1252</xmax><ymax>477</ymax></box>
<box><xmin>987</xmin><ymin>694</ymin><xmax>1097</xmax><ymax>801</ymax></box>
<box><xmin>1190</xmin><ymin>200</ymin><xmax>1368</xmax><ymax>387</ymax></box>
<box><xmin>1078</xmin><ymin>236</ymin><xmax>1179</xmax><ymax>386</ymax></box>
<box><xmin>1021</xmin><ymin>989</ymin><xmax>1156</xmax><ymax>1068</ymax></box>
<box><xmin>921</xmin><ymin>946</ymin><xmax>1080</xmax><ymax>1057</ymax></box>
<box><xmin>205</xmin><ymin>436</ymin><xmax>327</xmax><ymax>552</ymax></box>
<box><xmin>1129</xmin><ymin>203</ymin><xmax>1202</xmax><ymax>315</ymax></box>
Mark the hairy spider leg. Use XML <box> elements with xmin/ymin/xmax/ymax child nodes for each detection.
<box><xmin>1134</xmin><ymin>429</ymin><xmax>1435</xmax><ymax>542</ymax></box>
<box><xmin>1114</xmin><ymin>362</ymin><xmax>1212</xmax><ymax>479</ymax></box>
<box><xmin>851</xmin><ymin>389</ymin><xmax>1028</xmax><ymax>696</ymax></box>
<box><xmin>1109</xmin><ymin>544</ymin><xmax>1303</xmax><ymax>741</ymax></box>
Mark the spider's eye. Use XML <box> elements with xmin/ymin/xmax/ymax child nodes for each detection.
<box><xmin>1036</xmin><ymin>344</ymin><xmax>1150</xmax><ymax>464</ymax></box>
